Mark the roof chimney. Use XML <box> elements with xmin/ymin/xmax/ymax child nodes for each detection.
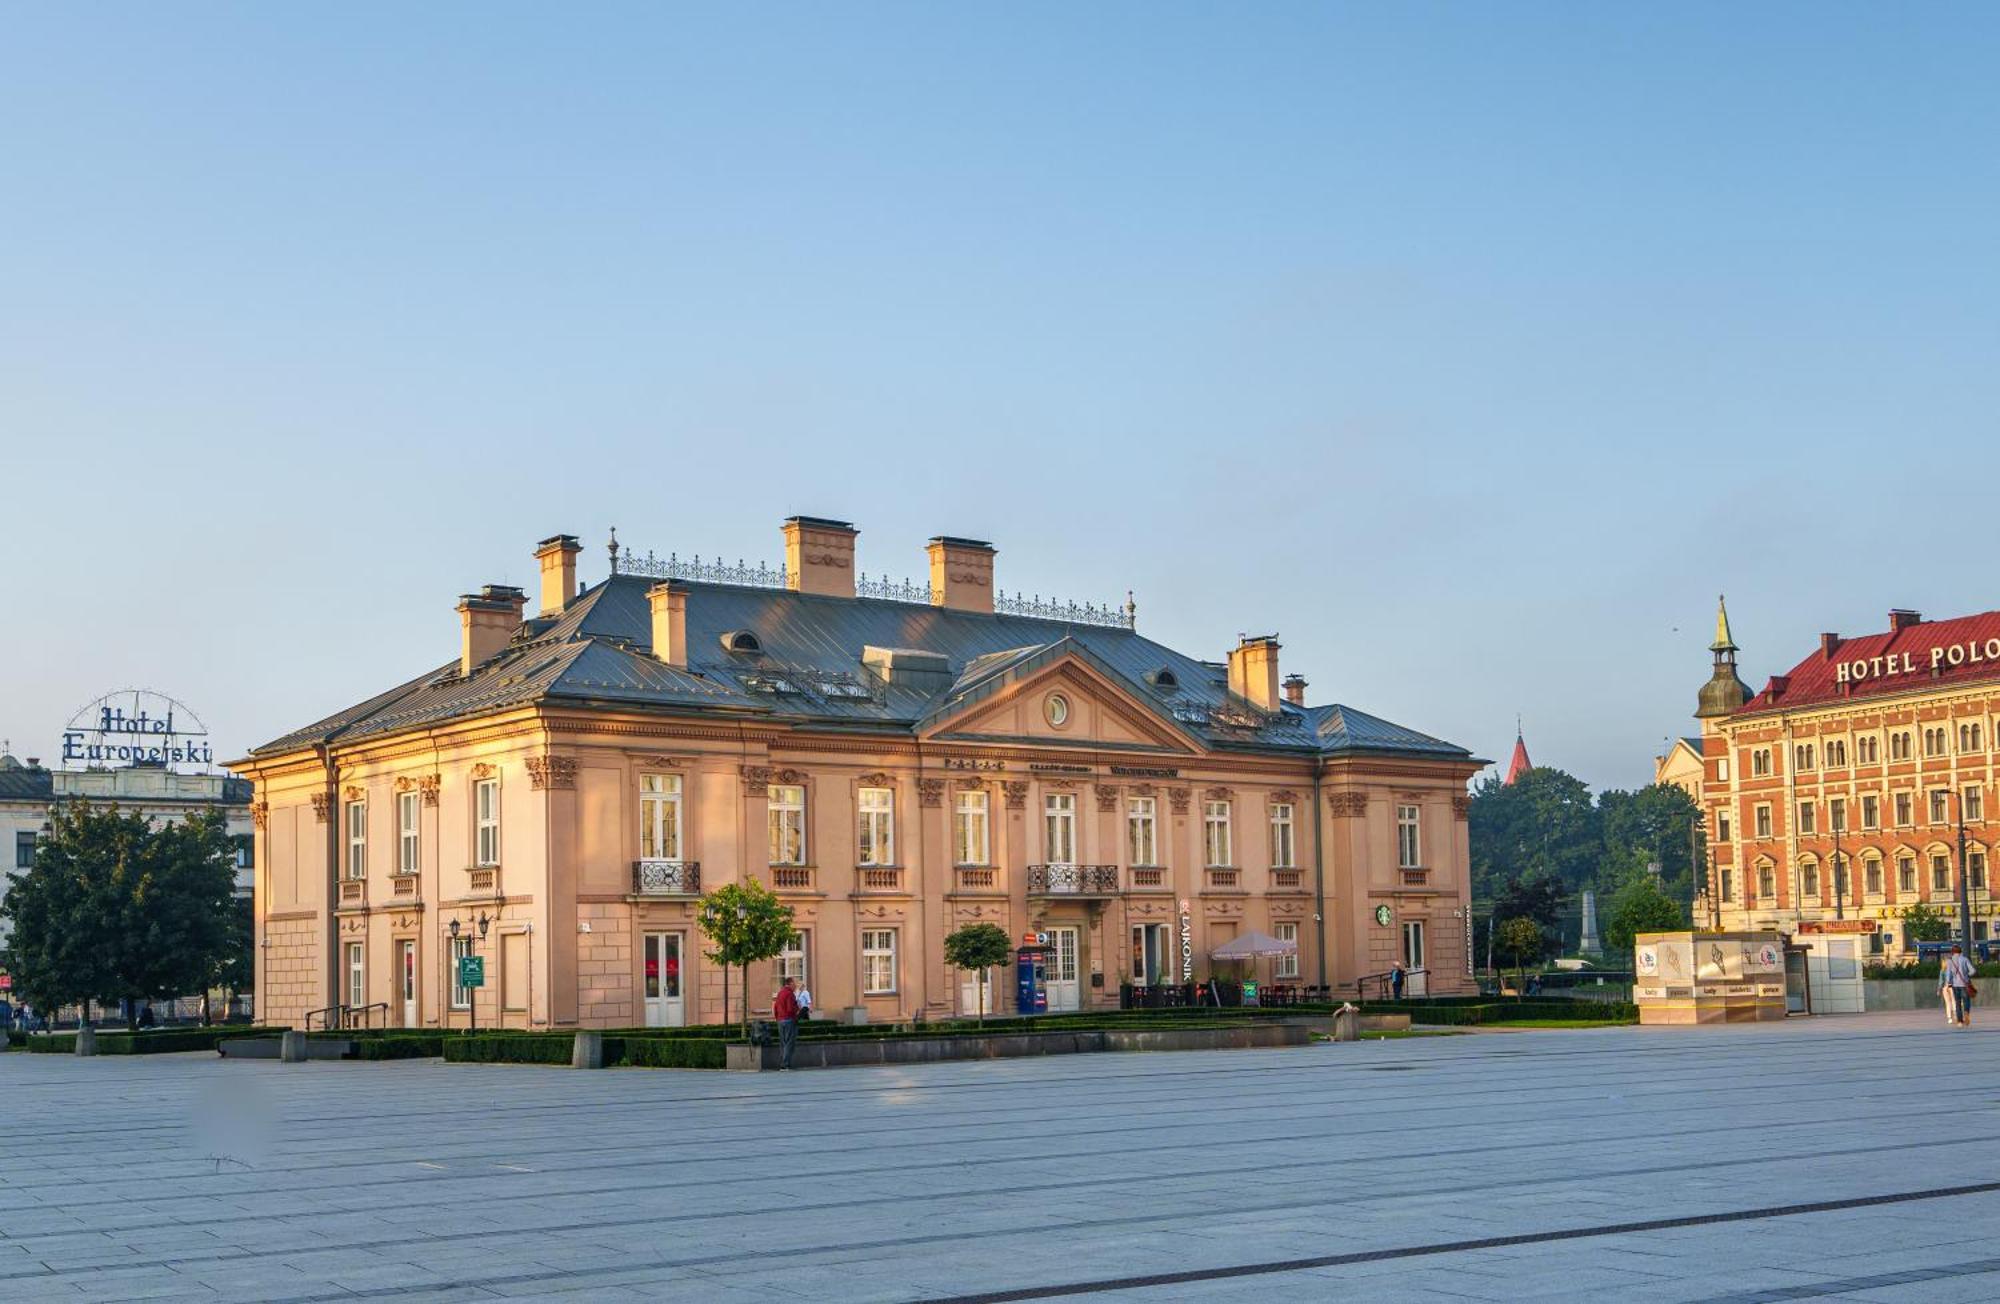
<box><xmin>1281</xmin><ymin>674</ymin><xmax>1307</xmax><ymax>707</ymax></box>
<box><xmin>457</xmin><ymin>585</ymin><xmax>525</xmax><ymax>676</ymax></box>
<box><xmin>1820</xmin><ymin>632</ymin><xmax>1842</xmax><ymax>659</ymax></box>
<box><xmin>782</xmin><ymin>516</ymin><xmax>858</xmax><ymax>597</ymax></box>
<box><xmin>927</xmin><ymin>536</ymin><xmax>995</xmax><ymax>614</ymax></box>
<box><xmin>1227</xmin><ymin>635</ymin><xmax>1282</xmax><ymax>713</ymax></box>
<box><xmin>649</xmin><ymin>580</ymin><xmax>688</xmax><ymax>669</ymax></box>
<box><xmin>535</xmin><ymin>534</ymin><xmax>581</xmax><ymax>616</ymax></box>
<box><xmin>1889</xmin><ymin>609</ymin><xmax>1922</xmax><ymax>633</ymax></box>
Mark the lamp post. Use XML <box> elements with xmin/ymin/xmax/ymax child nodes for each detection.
<box><xmin>1930</xmin><ymin>788</ymin><xmax>1972</xmax><ymax>953</ymax></box>
<box><xmin>735</xmin><ymin>902</ymin><xmax>749</xmax><ymax>1036</ymax></box>
<box><xmin>1832</xmin><ymin>822</ymin><xmax>1844</xmax><ymax>922</ymax></box>
<box><xmin>449</xmin><ymin>918</ymin><xmax>464</xmax><ymax>1035</ymax></box>
<box><xmin>450</xmin><ymin>913</ymin><xmax>492</xmax><ymax>1035</ymax></box>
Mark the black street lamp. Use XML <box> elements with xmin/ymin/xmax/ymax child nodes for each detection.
<box><xmin>1930</xmin><ymin>788</ymin><xmax>1973</xmax><ymax>954</ymax></box>
<box><xmin>449</xmin><ymin>913</ymin><xmax>493</xmax><ymax>1035</ymax></box>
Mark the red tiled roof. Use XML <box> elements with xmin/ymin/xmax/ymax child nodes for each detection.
<box><xmin>1738</xmin><ymin>609</ymin><xmax>2000</xmax><ymax>715</ymax></box>
<box><xmin>1503</xmin><ymin>733</ymin><xmax>1532</xmax><ymax>784</ymax></box>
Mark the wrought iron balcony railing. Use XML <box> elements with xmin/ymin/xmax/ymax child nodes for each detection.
<box><xmin>632</xmin><ymin>859</ymin><xmax>702</xmax><ymax>896</ymax></box>
<box><xmin>1027</xmin><ymin>864</ymin><xmax>1120</xmax><ymax>896</ymax></box>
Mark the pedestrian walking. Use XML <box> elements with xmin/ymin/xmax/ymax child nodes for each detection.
<box><xmin>795</xmin><ymin>981</ymin><xmax>813</xmax><ymax>1023</ymax></box>
<box><xmin>772</xmin><ymin>977</ymin><xmax>800</xmax><ymax>1070</ymax></box>
<box><xmin>1940</xmin><ymin>945</ymin><xmax>1977</xmax><ymax>1028</ymax></box>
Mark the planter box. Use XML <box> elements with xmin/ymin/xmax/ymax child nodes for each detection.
<box><xmin>728</xmin><ymin>1020</ymin><xmax>1309</xmax><ymax>1071</ymax></box>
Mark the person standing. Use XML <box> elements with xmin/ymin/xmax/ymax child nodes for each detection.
<box><xmin>1390</xmin><ymin>962</ymin><xmax>1406</xmax><ymax>1001</ymax></box>
<box><xmin>795</xmin><ymin>981</ymin><xmax>813</xmax><ymax>1023</ymax></box>
<box><xmin>1940</xmin><ymin>945</ymin><xmax>1976</xmax><ymax>1028</ymax></box>
<box><xmin>772</xmin><ymin>977</ymin><xmax>800</xmax><ymax>1070</ymax></box>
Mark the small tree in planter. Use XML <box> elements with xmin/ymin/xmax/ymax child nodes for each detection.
<box><xmin>695</xmin><ymin>880</ymin><xmax>795</xmax><ymax>1037</ymax></box>
<box><xmin>943</xmin><ymin>923</ymin><xmax>1013</xmax><ymax>1026</ymax></box>
<box><xmin>1496</xmin><ymin>916</ymin><xmax>1546</xmax><ymax>998</ymax></box>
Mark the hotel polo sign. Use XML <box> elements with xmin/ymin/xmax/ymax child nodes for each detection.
<box><xmin>1837</xmin><ymin>637</ymin><xmax>2000</xmax><ymax>685</ymax></box>
<box><xmin>60</xmin><ymin>690</ymin><xmax>214</xmax><ymax>770</ymax></box>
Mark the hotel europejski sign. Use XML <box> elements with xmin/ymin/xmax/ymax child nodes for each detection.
<box><xmin>1836</xmin><ymin>637</ymin><xmax>2000</xmax><ymax>684</ymax></box>
<box><xmin>60</xmin><ymin>691</ymin><xmax>214</xmax><ymax>768</ymax></box>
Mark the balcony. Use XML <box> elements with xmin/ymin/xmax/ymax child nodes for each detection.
<box><xmin>1205</xmin><ymin>867</ymin><xmax>1241</xmax><ymax>890</ymax></box>
<box><xmin>467</xmin><ymin>867</ymin><xmax>499</xmax><ymax>895</ymax></box>
<box><xmin>1129</xmin><ymin>866</ymin><xmax>1166</xmax><ymax>889</ymax></box>
<box><xmin>338</xmin><ymin>879</ymin><xmax>365</xmax><ymax>905</ymax></box>
<box><xmin>632</xmin><ymin>859</ymin><xmax>702</xmax><ymax>896</ymax></box>
<box><xmin>770</xmin><ymin>865</ymin><xmax>815</xmax><ymax>891</ymax></box>
<box><xmin>1027</xmin><ymin>864</ymin><xmax>1119</xmax><ymax>897</ymax></box>
<box><xmin>955</xmin><ymin>866</ymin><xmax>1000</xmax><ymax>891</ymax></box>
<box><xmin>1399</xmin><ymin>867</ymin><xmax>1430</xmax><ymax>888</ymax></box>
<box><xmin>1272</xmin><ymin>869</ymin><xmax>1303</xmax><ymax>890</ymax></box>
<box><xmin>857</xmin><ymin>866</ymin><xmax>904</xmax><ymax>892</ymax></box>
<box><xmin>390</xmin><ymin>873</ymin><xmax>419</xmax><ymax>898</ymax></box>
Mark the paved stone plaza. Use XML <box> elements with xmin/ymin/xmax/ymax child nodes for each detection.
<box><xmin>1</xmin><ymin>1013</ymin><xmax>1996</xmax><ymax>1302</ymax></box>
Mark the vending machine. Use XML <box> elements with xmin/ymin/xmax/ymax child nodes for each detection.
<box><xmin>1015</xmin><ymin>942</ymin><xmax>1049</xmax><ymax>1015</ymax></box>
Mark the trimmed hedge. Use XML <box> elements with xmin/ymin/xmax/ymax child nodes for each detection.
<box><xmin>615</xmin><ymin>1038</ymin><xmax>727</xmax><ymax>1070</ymax></box>
<box><xmin>27</xmin><ymin>1026</ymin><xmax>284</xmax><ymax>1054</ymax></box>
<box><xmin>349</xmin><ymin>1034</ymin><xmax>444</xmax><ymax>1060</ymax></box>
<box><xmin>443</xmin><ymin>1035</ymin><xmax>574</xmax><ymax>1065</ymax></box>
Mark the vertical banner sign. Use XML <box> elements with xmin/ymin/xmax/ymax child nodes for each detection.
<box><xmin>1179</xmin><ymin>899</ymin><xmax>1193</xmax><ymax>981</ymax></box>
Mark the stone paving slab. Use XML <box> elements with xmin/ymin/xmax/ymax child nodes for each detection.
<box><xmin>0</xmin><ymin>1011</ymin><xmax>1997</xmax><ymax>1300</ymax></box>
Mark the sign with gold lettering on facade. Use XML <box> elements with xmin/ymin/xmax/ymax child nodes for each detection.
<box><xmin>1836</xmin><ymin>637</ymin><xmax>2000</xmax><ymax>684</ymax></box>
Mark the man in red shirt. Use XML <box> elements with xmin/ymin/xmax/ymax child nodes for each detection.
<box><xmin>773</xmin><ymin>977</ymin><xmax>800</xmax><ymax>1070</ymax></box>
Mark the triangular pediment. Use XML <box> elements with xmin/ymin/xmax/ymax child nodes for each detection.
<box><xmin>921</xmin><ymin>653</ymin><xmax>1202</xmax><ymax>754</ymax></box>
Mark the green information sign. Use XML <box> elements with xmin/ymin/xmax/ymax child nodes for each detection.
<box><xmin>457</xmin><ymin>955</ymin><xmax>485</xmax><ymax>989</ymax></box>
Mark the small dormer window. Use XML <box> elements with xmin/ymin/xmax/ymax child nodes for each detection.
<box><xmin>721</xmin><ymin>630</ymin><xmax>763</xmax><ymax>655</ymax></box>
<box><xmin>1148</xmin><ymin>668</ymin><xmax>1178</xmax><ymax>692</ymax></box>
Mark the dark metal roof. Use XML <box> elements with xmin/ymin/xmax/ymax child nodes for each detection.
<box><xmin>0</xmin><ymin>765</ymin><xmax>54</xmax><ymax>801</ymax></box>
<box><xmin>250</xmin><ymin>577</ymin><xmax>1473</xmax><ymax>763</ymax></box>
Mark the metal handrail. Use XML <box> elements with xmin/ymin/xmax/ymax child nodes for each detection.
<box><xmin>632</xmin><ymin>859</ymin><xmax>702</xmax><ymax>895</ymax></box>
<box><xmin>1026</xmin><ymin>864</ymin><xmax>1120</xmax><ymax>895</ymax></box>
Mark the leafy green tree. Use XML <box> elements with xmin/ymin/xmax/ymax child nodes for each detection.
<box><xmin>1496</xmin><ymin>916</ymin><xmax>1546</xmax><ymax>993</ymax></box>
<box><xmin>1491</xmin><ymin>875</ymin><xmax>1565</xmax><ymax>961</ymax></box>
<box><xmin>0</xmin><ymin>800</ymin><xmax>237</xmax><ymax>1029</ymax></box>
<box><xmin>695</xmin><ymin>879</ymin><xmax>796</xmax><ymax>1036</ymax></box>
<box><xmin>1603</xmin><ymin>872</ymin><xmax>1687</xmax><ymax>959</ymax></box>
<box><xmin>1899</xmin><ymin>903</ymin><xmax>1953</xmax><ymax>944</ymax></box>
<box><xmin>1468</xmin><ymin>769</ymin><xmax>1602</xmax><ymax>900</ymax></box>
<box><xmin>942</xmin><ymin>923</ymin><xmax>1013</xmax><ymax>1024</ymax></box>
<box><xmin>207</xmin><ymin>896</ymin><xmax>255</xmax><ymax>1024</ymax></box>
<box><xmin>1598</xmin><ymin>784</ymin><xmax>1705</xmax><ymax>903</ymax></box>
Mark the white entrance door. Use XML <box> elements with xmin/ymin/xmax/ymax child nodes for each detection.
<box><xmin>960</xmin><ymin>970</ymin><xmax>991</xmax><ymax>1018</ymax></box>
<box><xmin>1047</xmin><ymin>927</ymin><xmax>1081</xmax><ymax>1011</ymax></box>
<box><xmin>399</xmin><ymin>940</ymin><xmax>418</xmax><ymax>1027</ymax></box>
<box><xmin>643</xmin><ymin>932</ymin><xmax>686</xmax><ymax>1027</ymax></box>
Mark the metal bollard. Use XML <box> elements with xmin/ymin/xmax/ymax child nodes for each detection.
<box><xmin>74</xmin><ymin>1026</ymin><xmax>97</xmax><ymax>1057</ymax></box>
<box><xmin>279</xmin><ymin>1030</ymin><xmax>307</xmax><ymax>1063</ymax></box>
<box><xmin>571</xmin><ymin>1030</ymin><xmax>604</xmax><ymax>1069</ymax></box>
<box><xmin>1331</xmin><ymin>1003</ymin><xmax>1359</xmax><ymax>1042</ymax></box>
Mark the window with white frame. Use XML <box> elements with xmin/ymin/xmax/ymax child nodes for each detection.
<box><xmin>1754</xmin><ymin>805</ymin><xmax>1772</xmax><ymax>839</ymax></box>
<box><xmin>1924</xmin><ymin>727</ymin><xmax>1947</xmax><ymax>758</ymax></box>
<box><xmin>1798</xmin><ymin>801</ymin><xmax>1816</xmax><ymax>836</ymax></box>
<box><xmin>346</xmin><ymin>942</ymin><xmax>365</xmax><ymax>1009</ymax></box>
<box><xmin>1044</xmin><ymin>793</ymin><xmax>1076</xmax><ymax>863</ymax></box>
<box><xmin>1204</xmin><ymin>801</ymin><xmax>1232</xmax><ymax>867</ymax></box>
<box><xmin>857</xmin><ymin>787</ymin><xmax>894</xmax><ymax>865</ymax></box>
<box><xmin>474</xmin><ymin>778</ymin><xmax>500</xmax><ymax>867</ymax></box>
<box><xmin>640</xmin><ymin>773</ymin><xmax>683</xmax><ymax>860</ymax></box>
<box><xmin>1269</xmin><ymin>802</ymin><xmax>1295</xmax><ymax>869</ymax></box>
<box><xmin>1801</xmin><ymin>861</ymin><xmax>1819</xmax><ymax>899</ymax></box>
<box><xmin>768</xmin><ymin>784</ymin><xmax>806</xmax><ymax>865</ymax></box>
<box><xmin>1895</xmin><ymin>792</ymin><xmax>1913</xmax><ymax>826</ymax></box>
<box><xmin>1795</xmin><ymin>744</ymin><xmax>1815</xmax><ymax>771</ymax></box>
<box><xmin>345</xmin><ymin>800</ymin><xmax>367</xmax><ymax>880</ymax></box>
<box><xmin>1973</xmin><ymin>848</ymin><xmax>1988</xmax><ymax>890</ymax></box>
<box><xmin>1830</xmin><ymin>797</ymin><xmax>1847</xmax><ymax>832</ymax></box>
<box><xmin>1719</xmin><ymin>868</ymin><xmax>1734</xmax><ymax>903</ymax></box>
<box><xmin>861</xmin><ymin>929</ymin><xmax>897</xmax><ymax>994</ymax></box>
<box><xmin>1891</xmin><ymin>731</ymin><xmax>1912</xmax><ymax>761</ymax></box>
<box><xmin>397</xmin><ymin>791</ymin><xmax>420</xmax><ymax>874</ymax></box>
<box><xmin>1857</xmin><ymin>735</ymin><xmax>1878</xmax><ymax>764</ymax></box>
<box><xmin>778</xmin><ymin>931</ymin><xmax>810</xmax><ymax>987</ymax></box>
<box><xmin>1717</xmin><ymin>756</ymin><xmax>1731</xmax><ymax>781</ymax></box>
<box><xmin>1717</xmin><ymin>810</ymin><xmax>1731</xmax><ymax>843</ymax></box>
<box><xmin>1751</xmin><ymin>748</ymin><xmax>1772</xmax><ymax>777</ymax></box>
<box><xmin>1127</xmin><ymin>796</ymin><xmax>1158</xmax><ymax>865</ymax></box>
<box><xmin>1898</xmin><ymin>855</ymin><xmax>1916</xmax><ymax>893</ymax></box>
<box><xmin>1931</xmin><ymin>790</ymin><xmax>1950</xmax><ymax>824</ymax></box>
<box><xmin>1864</xmin><ymin>857</ymin><xmax>1882</xmax><ymax>895</ymax></box>
<box><xmin>449</xmin><ymin>936</ymin><xmax>472</xmax><ymax>1009</ymax></box>
<box><xmin>1932</xmin><ymin>852</ymin><xmax>1951</xmax><ymax>893</ymax></box>
<box><xmin>1826</xmin><ymin>739</ymin><xmax>1847</xmax><ymax>767</ymax></box>
<box><xmin>1274</xmin><ymin>921</ymin><xmax>1299</xmax><ymax>979</ymax></box>
<box><xmin>1962</xmin><ymin>722</ymin><xmax>1985</xmax><ymax>752</ymax></box>
<box><xmin>1397</xmin><ymin>804</ymin><xmax>1422</xmax><ymax>868</ymax></box>
<box><xmin>1401</xmin><ymin>920</ymin><xmax>1425</xmax><ymax>970</ymax></box>
<box><xmin>953</xmin><ymin>789</ymin><xmax>989</xmax><ymax>865</ymax></box>
<box><xmin>1862</xmin><ymin>795</ymin><xmax>1880</xmax><ymax>829</ymax></box>
<box><xmin>1968</xmin><ymin>786</ymin><xmax>1985</xmax><ymax>822</ymax></box>
<box><xmin>1757</xmin><ymin>864</ymin><xmax>1775</xmax><ymax>899</ymax></box>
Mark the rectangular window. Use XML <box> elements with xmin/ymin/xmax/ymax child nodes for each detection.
<box><xmin>1204</xmin><ymin>801</ymin><xmax>1232</xmax><ymax>867</ymax></box>
<box><xmin>1717</xmin><ymin>810</ymin><xmax>1732</xmax><ymax>843</ymax></box>
<box><xmin>1798</xmin><ymin>801</ymin><xmax>1816</xmax><ymax>836</ymax></box>
<box><xmin>397</xmin><ymin>791</ymin><xmax>420</xmax><ymax>874</ymax></box>
<box><xmin>1830</xmin><ymin>798</ymin><xmax>1847</xmax><ymax>833</ymax></box>
<box><xmin>1932</xmin><ymin>853</ymin><xmax>1951</xmax><ymax>893</ymax></box>
<box><xmin>1045</xmin><ymin>793</ymin><xmax>1076</xmax><ymax>863</ymax></box>
<box><xmin>1720</xmin><ymin>868</ymin><xmax>1734</xmax><ymax>903</ymax></box>
<box><xmin>1754</xmin><ymin>805</ymin><xmax>1772</xmax><ymax>839</ymax></box>
<box><xmin>1401</xmin><ymin>920</ymin><xmax>1425</xmax><ymax>970</ymax></box>
<box><xmin>1269</xmin><ymin>803</ymin><xmax>1295</xmax><ymax>869</ymax></box>
<box><xmin>1967</xmin><ymin>787</ymin><xmax>1985</xmax><ymax>823</ymax></box>
<box><xmin>857</xmin><ymin>787</ymin><xmax>895</xmax><ymax>866</ymax></box>
<box><xmin>1865</xmin><ymin>859</ymin><xmax>1882</xmax><ymax>895</ymax></box>
<box><xmin>1397</xmin><ymin>804</ymin><xmax>1422</xmax><ymax>868</ymax></box>
<box><xmin>768</xmin><ymin>785</ymin><xmax>806</xmax><ymax>865</ymax></box>
<box><xmin>640</xmin><ymin>773</ymin><xmax>683</xmax><ymax>861</ymax></box>
<box><xmin>777</xmin><ymin>931</ymin><xmax>811</xmax><ymax>987</ymax></box>
<box><xmin>1802</xmin><ymin>862</ymin><xmax>1819</xmax><ymax>899</ymax></box>
<box><xmin>1973</xmin><ymin>850</ymin><xmax>1988</xmax><ymax>891</ymax></box>
<box><xmin>345</xmin><ymin>800</ymin><xmax>367</xmax><ymax>880</ymax></box>
<box><xmin>953</xmin><ymin>790</ymin><xmax>989</xmax><ymax>866</ymax></box>
<box><xmin>450</xmin><ymin>936</ymin><xmax>473</xmax><ymax>1009</ymax></box>
<box><xmin>1717</xmin><ymin>757</ymin><xmax>1731</xmax><ymax>782</ymax></box>
<box><xmin>1757</xmin><ymin>865</ymin><xmax>1775</xmax><ymax>899</ymax></box>
<box><xmin>1751</xmin><ymin>748</ymin><xmax>1772</xmax><ymax>777</ymax></box>
<box><xmin>861</xmin><ymin>929</ymin><xmax>897</xmax><ymax>994</ymax></box>
<box><xmin>1127</xmin><ymin>796</ymin><xmax>1158</xmax><ymax>866</ymax></box>
<box><xmin>1832</xmin><ymin>855</ymin><xmax>1848</xmax><ymax>902</ymax></box>
<box><xmin>1930</xmin><ymin>790</ymin><xmax>1949</xmax><ymax>824</ymax></box>
<box><xmin>1899</xmin><ymin>857</ymin><xmax>1916</xmax><ymax>894</ymax></box>
<box><xmin>1274</xmin><ymin>921</ymin><xmax>1299</xmax><ymax>979</ymax></box>
<box><xmin>474</xmin><ymin>779</ymin><xmax>499</xmax><ymax>867</ymax></box>
<box><xmin>346</xmin><ymin>942</ymin><xmax>365</xmax><ymax>1009</ymax></box>
<box><xmin>14</xmin><ymin>831</ymin><xmax>33</xmax><ymax>869</ymax></box>
<box><xmin>1862</xmin><ymin>795</ymin><xmax>1880</xmax><ymax>830</ymax></box>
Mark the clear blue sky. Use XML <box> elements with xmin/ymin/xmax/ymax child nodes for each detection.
<box><xmin>6</xmin><ymin>5</ymin><xmax>1998</xmax><ymax>790</ymax></box>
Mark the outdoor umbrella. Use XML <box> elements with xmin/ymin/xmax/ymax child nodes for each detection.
<box><xmin>1208</xmin><ymin>931</ymin><xmax>1299</xmax><ymax>1006</ymax></box>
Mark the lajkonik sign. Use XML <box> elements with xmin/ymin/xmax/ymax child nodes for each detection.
<box><xmin>1836</xmin><ymin>637</ymin><xmax>2000</xmax><ymax>685</ymax></box>
<box><xmin>60</xmin><ymin>691</ymin><xmax>213</xmax><ymax>768</ymax></box>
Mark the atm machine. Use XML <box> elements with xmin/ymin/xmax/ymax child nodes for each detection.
<box><xmin>1015</xmin><ymin>942</ymin><xmax>1049</xmax><ymax>1015</ymax></box>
